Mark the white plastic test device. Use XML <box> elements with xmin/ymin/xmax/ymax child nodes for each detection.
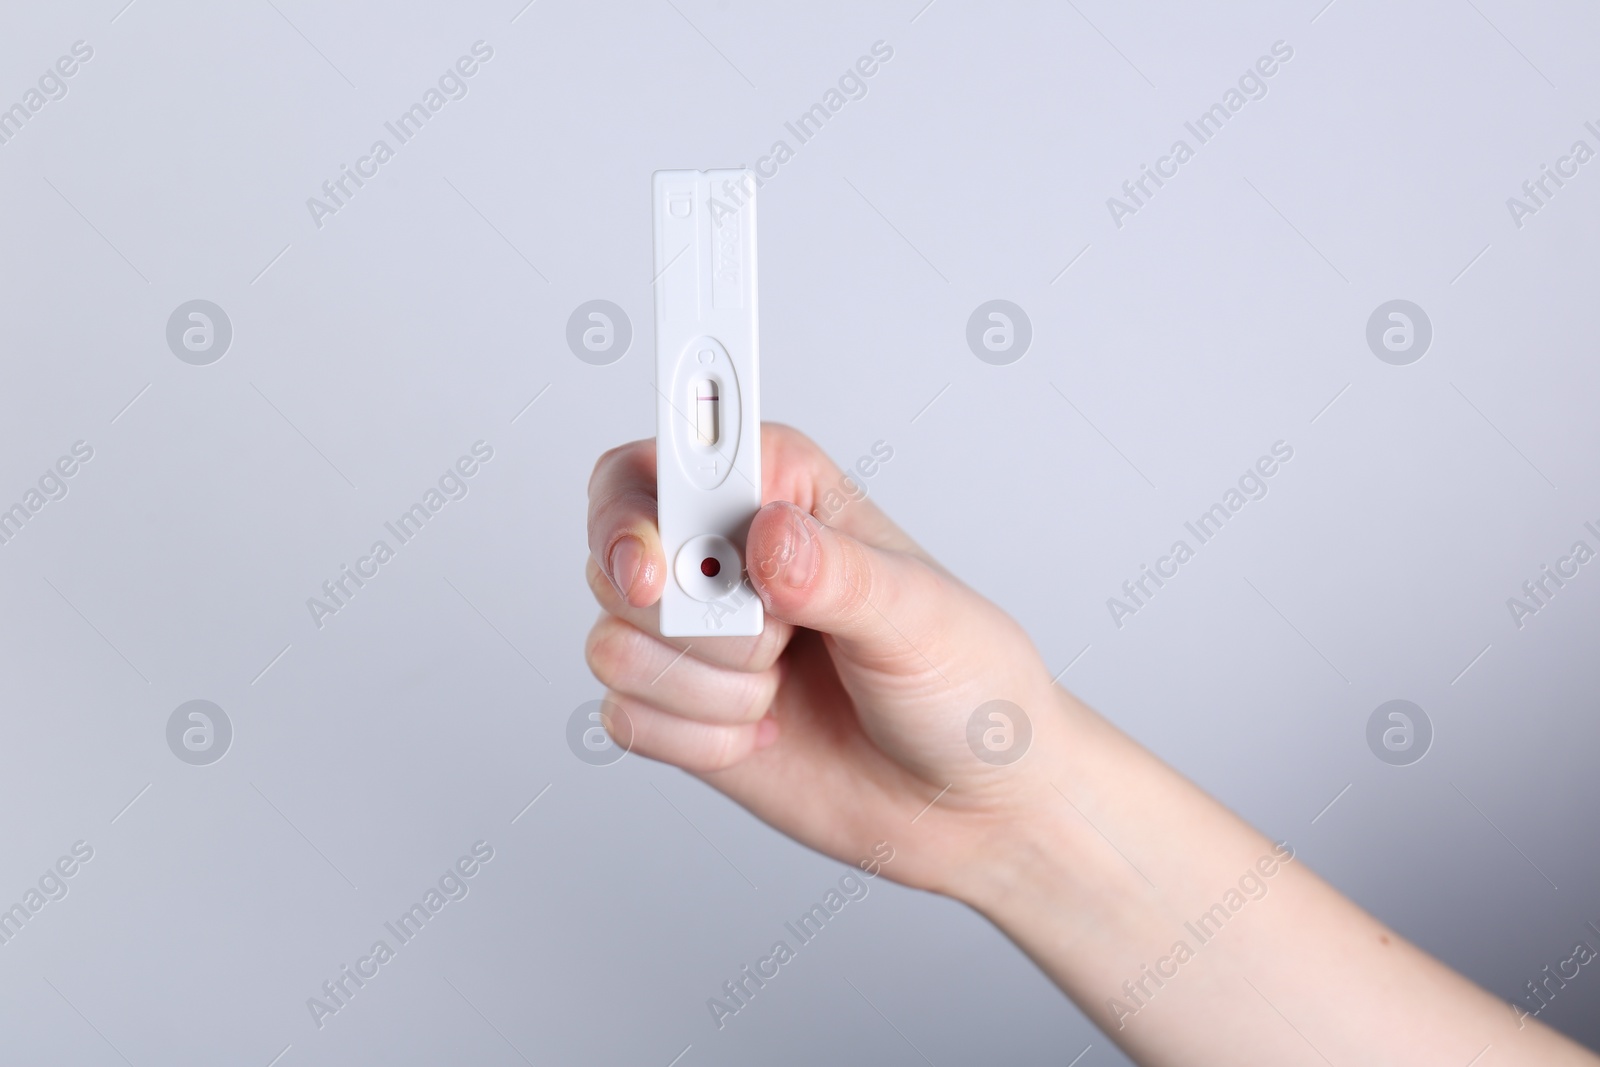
<box><xmin>653</xmin><ymin>169</ymin><xmax>763</xmax><ymax>637</ymax></box>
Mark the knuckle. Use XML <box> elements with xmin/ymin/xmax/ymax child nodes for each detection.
<box><xmin>591</xmin><ymin>486</ymin><xmax>659</xmax><ymax>553</ymax></box>
<box><xmin>700</xmin><ymin>724</ymin><xmax>748</xmax><ymax>773</ymax></box>
<box><xmin>735</xmin><ymin>624</ymin><xmax>786</xmax><ymax>672</ymax></box>
<box><xmin>833</xmin><ymin>535</ymin><xmax>879</xmax><ymax>625</ymax></box>
<box><xmin>582</xmin><ymin>623</ymin><xmax>611</xmax><ymax>682</ymax></box>
<box><xmin>766</xmin><ymin>422</ymin><xmax>823</xmax><ymax>465</ymax></box>
<box><xmin>583</xmin><ymin>617</ymin><xmax>636</xmax><ymax>684</ymax></box>
<box><xmin>588</xmin><ymin>442</ymin><xmax>634</xmax><ymax>496</ymax></box>
<box><xmin>585</xmin><ymin>556</ymin><xmax>613</xmax><ymax>602</ymax></box>
<box><xmin>762</xmin><ymin>421</ymin><xmax>806</xmax><ymax>454</ymax></box>
<box><xmin>731</xmin><ymin>671</ymin><xmax>778</xmax><ymax>724</ymax></box>
<box><xmin>599</xmin><ymin>695</ymin><xmax>633</xmax><ymax>745</ymax></box>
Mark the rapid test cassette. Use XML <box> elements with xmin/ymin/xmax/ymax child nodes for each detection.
<box><xmin>653</xmin><ymin>169</ymin><xmax>763</xmax><ymax>637</ymax></box>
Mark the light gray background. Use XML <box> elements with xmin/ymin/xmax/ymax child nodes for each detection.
<box><xmin>2</xmin><ymin>1</ymin><xmax>1597</xmax><ymax>1063</ymax></box>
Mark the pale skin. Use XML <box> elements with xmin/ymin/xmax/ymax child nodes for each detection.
<box><xmin>585</xmin><ymin>424</ymin><xmax>1597</xmax><ymax>1065</ymax></box>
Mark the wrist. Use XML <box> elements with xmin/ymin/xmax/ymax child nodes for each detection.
<box><xmin>945</xmin><ymin>688</ymin><xmax>1158</xmax><ymax>929</ymax></box>
<box><xmin>942</xmin><ymin>686</ymin><xmax>1298</xmax><ymax>1026</ymax></box>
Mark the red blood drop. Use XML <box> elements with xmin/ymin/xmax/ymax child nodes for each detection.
<box><xmin>700</xmin><ymin>557</ymin><xmax>721</xmax><ymax>578</ymax></box>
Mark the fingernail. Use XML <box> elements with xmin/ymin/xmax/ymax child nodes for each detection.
<box><xmin>782</xmin><ymin>507</ymin><xmax>819</xmax><ymax>589</ymax></box>
<box><xmin>608</xmin><ymin>536</ymin><xmax>643</xmax><ymax>600</ymax></box>
<box><xmin>754</xmin><ymin>714</ymin><xmax>780</xmax><ymax>749</ymax></box>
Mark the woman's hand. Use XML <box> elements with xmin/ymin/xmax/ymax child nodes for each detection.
<box><xmin>584</xmin><ymin>423</ymin><xmax>1062</xmax><ymax>896</ymax></box>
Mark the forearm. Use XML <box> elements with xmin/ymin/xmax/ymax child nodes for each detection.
<box><xmin>956</xmin><ymin>689</ymin><xmax>1594</xmax><ymax>1066</ymax></box>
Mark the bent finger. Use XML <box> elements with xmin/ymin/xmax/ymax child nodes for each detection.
<box><xmin>585</xmin><ymin>556</ymin><xmax>795</xmax><ymax>673</ymax></box>
<box><xmin>602</xmin><ymin>692</ymin><xmax>777</xmax><ymax>775</ymax></box>
<box><xmin>585</xmin><ymin>614</ymin><xmax>780</xmax><ymax>725</ymax></box>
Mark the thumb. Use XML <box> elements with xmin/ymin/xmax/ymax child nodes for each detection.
<box><xmin>747</xmin><ymin>501</ymin><xmax>949</xmax><ymax>677</ymax></box>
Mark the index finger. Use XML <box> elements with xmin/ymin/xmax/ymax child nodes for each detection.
<box><xmin>587</xmin><ymin>438</ymin><xmax>666</xmax><ymax>609</ymax></box>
